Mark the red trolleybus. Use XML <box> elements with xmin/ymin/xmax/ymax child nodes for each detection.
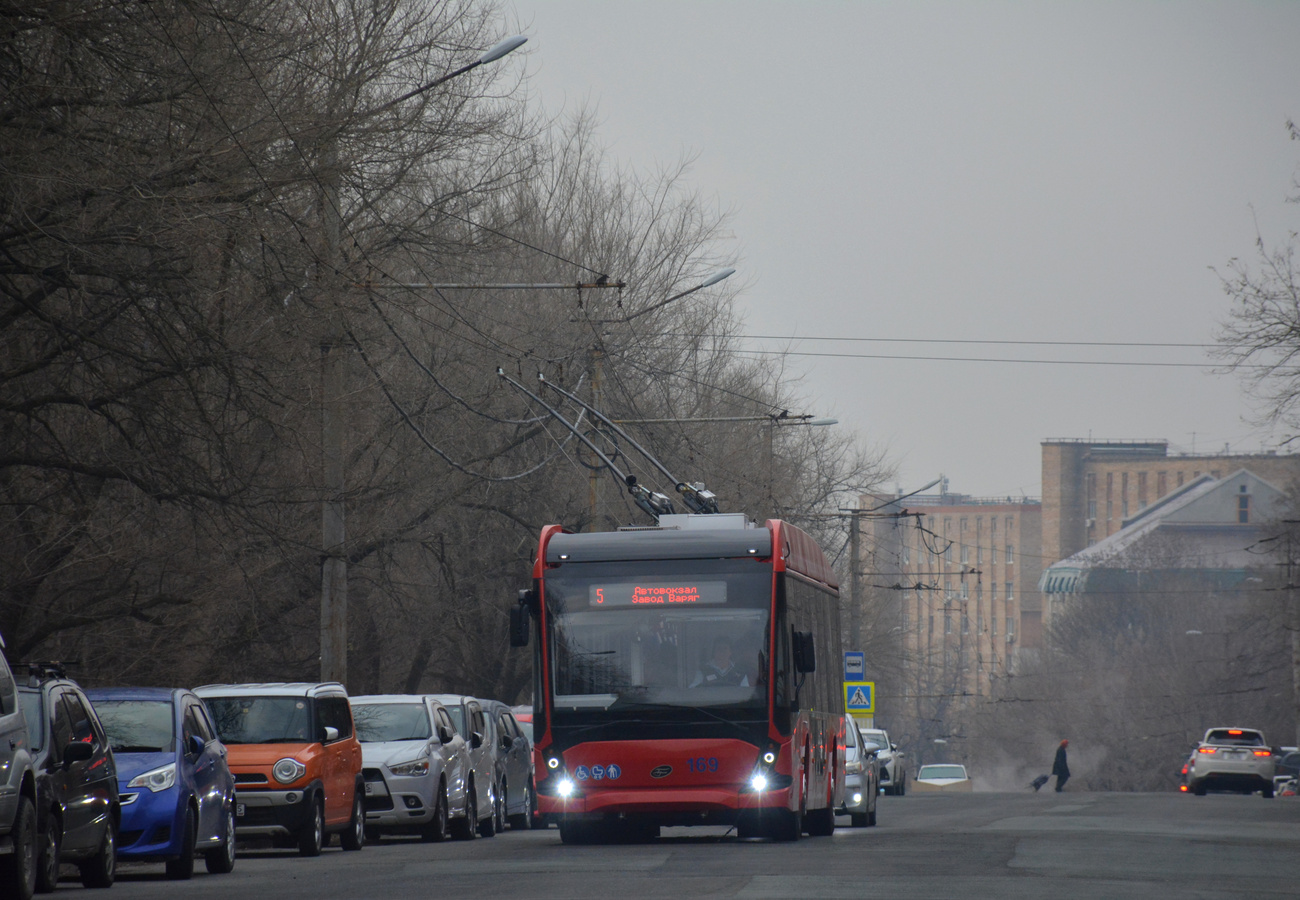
<box><xmin>510</xmin><ymin>513</ymin><xmax>845</xmax><ymax>842</ymax></box>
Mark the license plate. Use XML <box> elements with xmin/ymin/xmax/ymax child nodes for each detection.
<box><xmin>364</xmin><ymin>782</ymin><xmax>375</xmax><ymax>795</ymax></box>
<box><xmin>236</xmin><ymin>803</ymin><xmax>246</xmax><ymax>818</ymax></box>
<box><xmin>364</xmin><ymin>782</ymin><xmax>388</xmax><ymax>797</ymax></box>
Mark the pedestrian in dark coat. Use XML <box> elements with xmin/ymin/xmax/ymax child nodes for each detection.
<box><xmin>1051</xmin><ymin>739</ymin><xmax>1070</xmax><ymax>792</ymax></box>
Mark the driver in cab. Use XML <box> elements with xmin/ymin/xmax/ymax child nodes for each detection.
<box><xmin>690</xmin><ymin>636</ymin><xmax>750</xmax><ymax>687</ymax></box>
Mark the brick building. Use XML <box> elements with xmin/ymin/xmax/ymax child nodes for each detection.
<box><xmin>862</xmin><ymin>487</ymin><xmax>1042</xmax><ymax>702</ymax></box>
<box><xmin>1041</xmin><ymin>439</ymin><xmax>1300</xmax><ymax>570</ymax></box>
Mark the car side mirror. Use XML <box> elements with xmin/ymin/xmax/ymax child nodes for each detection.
<box><xmin>63</xmin><ymin>740</ymin><xmax>94</xmax><ymax>765</ymax></box>
<box><xmin>322</xmin><ymin>726</ymin><xmax>339</xmax><ymax>743</ymax></box>
<box><xmin>438</xmin><ymin>725</ymin><xmax>454</xmax><ymax>744</ymax></box>
<box><xmin>500</xmin><ymin>733</ymin><xmax>513</xmax><ymax>751</ymax></box>
<box><xmin>792</xmin><ymin>631</ymin><xmax>816</xmax><ymax>673</ymax></box>
<box><xmin>471</xmin><ymin>732</ymin><xmax>483</xmax><ymax>749</ymax></box>
<box><xmin>188</xmin><ymin>734</ymin><xmax>206</xmax><ymax>757</ymax></box>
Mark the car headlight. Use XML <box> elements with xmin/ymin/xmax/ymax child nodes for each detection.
<box><xmin>273</xmin><ymin>758</ymin><xmax>307</xmax><ymax>784</ymax></box>
<box><xmin>389</xmin><ymin>758</ymin><xmax>430</xmax><ymax>777</ymax></box>
<box><xmin>846</xmin><ymin>759</ymin><xmax>863</xmax><ymax>775</ymax></box>
<box><xmin>127</xmin><ymin>763</ymin><xmax>177</xmax><ymax>793</ymax></box>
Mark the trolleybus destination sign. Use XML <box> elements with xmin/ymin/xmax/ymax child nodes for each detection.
<box><xmin>589</xmin><ymin>581</ymin><xmax>728</xmax><ymax>607</ymax></box>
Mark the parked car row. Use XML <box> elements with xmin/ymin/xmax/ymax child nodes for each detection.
<box><xmin>0</xmin><ymin>638</ymin><xmax>533</xmax><ymax>900</ymax></box>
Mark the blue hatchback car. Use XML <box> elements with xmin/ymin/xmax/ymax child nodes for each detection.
<box><xmin>85</xmin><ymin>688</ymin><xmax>236</xmax><ymax>879</ymax></box>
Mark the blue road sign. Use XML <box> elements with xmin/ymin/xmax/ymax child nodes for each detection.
<box><xmin>844</xmin><ymin>651</ymin><xmax>865</xmax><ymax>682</ymax></box>
<box><xmin>844</xmin><ymin>681</ymin><xmax>875</xmax><ymax>715</ymax></box>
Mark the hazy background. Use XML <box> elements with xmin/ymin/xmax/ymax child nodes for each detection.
<box><xmin>505</xmin><ymin>1</ymin><xmax>1300</xmax><ymax>498</ymax></box>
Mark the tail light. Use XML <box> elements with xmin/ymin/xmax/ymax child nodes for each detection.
<box><xmin>1253</xmin><ymin>750</ymin><xmax>1271</xmax><ymax>757</ymax></box>
<box><xmin>1197</xmin><ymin>747</ymin><xmax>1216</xmax><ymax>754</ymax></box>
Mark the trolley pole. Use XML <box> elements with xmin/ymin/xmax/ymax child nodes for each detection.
<box><xmin>849</xmin><ymin>508</ymin><xmax>862</xmax><ymax>652</ymax></box>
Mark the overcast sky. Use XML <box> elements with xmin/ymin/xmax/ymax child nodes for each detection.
<box><xmin>505</xmin><ymin>1</ymin><xmax>1300</xmax><ymax>499</ymax></box>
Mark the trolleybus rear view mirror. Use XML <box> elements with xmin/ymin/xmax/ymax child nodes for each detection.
<box><xmin>510</xmin><ymin>601</ymin><xmax>531</xmax><ymax>647</ymax></box>
<box><xmin>792</xmin><ymin>631</ymin><xmax>816</xmax><ymax>674</ymax></box>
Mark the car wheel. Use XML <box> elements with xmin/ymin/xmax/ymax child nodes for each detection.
<box><xmin>453</xmin><ymin>783</ymin><xmax>479</xmax><ymax>841</ymax></box>
<box><xmin>34</xmin><ymin>810</ymin><xmax>60</xmax><ymax>894</ymax></box>
<box><xmin>898</xmin><ymin>774</ymin><xmax>906</xmax><ymax>796</ymax></box>
<box><xmin>0</xmin><ymin>795</ymin><xmax>38</xmax><ymax>900</ymax></box>
<box><xmin>1193</xmin><ymin>781</ymin><xmax>1207</xmax><ymax>797</ymax></box>
<box><xmin>165</xmin><ymin>807</ymin><xmax>197</xmax><ymax>879</ymax></box>
<box><xmin>78</xmin><ymin>820</ymin><xmax>115</xmax><ymax>889</ymax></box>
<box><xmin>558</xmin><ymin>820</ymin><xmax>592</xmax><ymax>844</ymax></box>
<box><xmin>297</xmin><ymin>797</ymin><xmax>324</xmax><ymax>857</ymax></box>
<box><xmin>850</xmin><ymin>812</ymin><xmax>867</xmax><ymax>828</ymax></box>
<box><xmin>421</xmin><ymin>784</ymin><xmax>450</xmax><ymax>842</ymax></box>
<box><xmin>478</xmin><ymin>783</ymin><xmax>497</xmax><ymax>838</ymax></box>
<box><xmin>204</xmin><ymin>806</ymin><xmax>236</xmax><ymax>874</ymax></box>
<box><xmin>495</xmin><ymin>782</ymin><xmax>507</xmax><ymax>834</ymax></box>
<box><xmin>769</xmin><ymin>808</ymin><xmax>802</xmax><ymax>842</ymax></box>
<box><xmin>1262</xmin><ymin>784</ymin><xmax>1275</xmax><ymax>799</ymax></box>
<box><xmin>340</xmin><ymin>790</ymin><xmax>365</xmax><ymax>851</ymax></box>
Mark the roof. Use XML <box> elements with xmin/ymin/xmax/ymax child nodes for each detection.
<box><xmin>350</xmin><ymin>694</ymin><xmax>437</xmax><ymax>706</ymax></box>
<box><xmin>85</xmin><ymin>687</ymin><xmax>184</xmax><ymax>702</ymax></box>
<box><xmin>194</xmin><ymin>682</ymin><xmax>348</xmax><ymax>698</ymax></box>
<box><xmin>1040</xmin><ymin>469</ymin><xmax>1285</xmax><ymax>594</ymax></box>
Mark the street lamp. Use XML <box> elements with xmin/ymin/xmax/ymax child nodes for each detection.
<box><xmin>589</xmin><ymin>268</ymin><xmax>735</xmax><ymax>324</ymax></box>
<box><xmin>319</xmin><ymin>34</ymin><xmax>528</xmax><ymax>688</ymax></box>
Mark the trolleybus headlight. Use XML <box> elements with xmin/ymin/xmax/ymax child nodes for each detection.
<box><xmin>762</xmin><ymin>750</ymin><xmax>777</xmax><ymax>766</ymax></box>
<box><xmin>749</xmin><ymin>772</ymin><xmax>769</xmax><ymax>793</ymax></box>
<box><xmin>548</xmin><ymin>756</ymin><xmax>561</xmax><ymax>770</ymax></box>
<box><xmin>557</xmin><ymin>777</ymin><xmax>576</xmax><ymax>798</ymax></box>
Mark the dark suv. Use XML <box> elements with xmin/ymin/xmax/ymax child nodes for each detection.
<box><xmin>18</xmin><ymin>664</ymin><xmax>119</xmax><ymax>890</ymax></box>
<box><xmin>0</xmin><ymin>638</ymin><xmax>38</xmax><ymax>900</ymax></box>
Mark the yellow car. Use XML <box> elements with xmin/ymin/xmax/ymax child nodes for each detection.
<box><xmin>912</xmin><ymin>764</ymin><xmax>972</xmax><ymax>792</ymax></box>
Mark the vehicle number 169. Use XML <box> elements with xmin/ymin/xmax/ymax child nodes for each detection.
<box><xmin>687</xmin><ymin>757</ymin><xmax>719</xmax><ymax>773</ymax></box>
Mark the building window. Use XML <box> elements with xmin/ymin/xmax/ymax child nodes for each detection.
<box><xmin>991</xmin><ymin>517</ymin><xmax>997</xmax><ymax>535</ymax></box>
<box><xmin>1086</xmin><ymin>473</ymin><xmax>1096</xmax><ymax>519</ymax></box>
<box><xmin>1176</xmin><ymin>471</ymin><xmax>1184</xmax><ymax>487</ymax></box>
<box><xmin>1006</xmin><ymin>545</ymin><xmax>1014</xmax><ymax>565</ymax></box>
<box><xmin>975</xmin><ymin>584</ymin><xmax>982</xmax><ymax>602</ymax></box>
<box><xmin>902</xmin><ymin>613</ymin><xmax>911</xmax><ymax>632</ymax></box>
<box><xmin>945</xmin><ymin>544</ymin><xmax>953</xmax><ymax>563</ymax></box>
<box><xmin>1239</xmin><ymin>485</ymin><xmax>1250</xmax><ymax>523</ymax></box>
<box><xmin>902</xmin><ymin>544</ymin><xmax>910</xmax><ymax>565</ymax></box>
<box><xmin>1005</xmin><ymin>516</ymin><xmax>1014</xmax><ymax>532</ymax></box>
<box><xmin>960</xmin><ymin>517</ymin><xmax>967</xmax><ymax>532</ymax></box>
<box><xmin>944</xmin><ymin>614</ymin><xmax>952</xmax><ymax>635</ymax></box>
<box><xmin>977</xmin><ymin>545</ymin><xmax>984</xmax><ymax>564</ymax></box>
<box><xmin>1106</xmin><ymin>500</ymin><xmax>1113</xmax><ymax>522</ymax></box>
<box><xmin>977</xmin><ymin>613</ymin><xmax>984</xmax><ymax>633</ymax></box>
<box><xmin>961</xmin><ymin>545</ymin><xmax>970</xmax><ymax>564</ymax></box>
<box><xmin>929</xmin><ymin>614</ymin><xmax>934</xmax><ymax>635</ymax></box>
<box><xmin>944</xmin><ymin>517</ymin><xmax>952</xmax><ymax>533</ymax></box>
<box><xmin>945</xmin><ymin>581</ymin><xmax>953</xmax><ymax>600</ymax></box>
<box><xmin>1138</xmin><ymin>471</ymin><xmax>1148</xmax><ymax>509</ymax></box>
<box><xmin>962</xmin><ymin>614</ymin><xmax>969</xmax><ymax>635</ymax></box>
<box><xmin>1121</xmin><ymin>472</ymin><xmax>1129</xmax><ymax>519</ymax></box>
<box><xmin>960</xmin><ymin>582</ymin><xmax>969</xmax><ymax>600</ymax></box>
<box><xmin>1005</xmin><ymin>582</ymin><xmax>1013</xmax><ymax>601</ymax></box>
<box><xmin>991</xmin><ymin>615</ymin><xmax>998</xmax><ymax>636</ymax></box>
<box><xmin>1006</xmin><ymin>618</ymin><xmax>1015</xmax><ymax>640</ymax></box>
<box><xmin>1158</xmin><ymin>471</ymin><xmax>1167</xmax><ymax>497</ymax></box>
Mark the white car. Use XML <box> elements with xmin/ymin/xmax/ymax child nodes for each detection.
<box><xmin>426</xmin><ymin>695</ymin><xmax>500</xmax><ymax>836</ymax></box>
<box><xmin>351</xmin><ymin>695</ymin><xmax>474</xmax><ymax>840</ymax></box>
<box><xmin>1187</xmin><ymin>727</ymin><xmax>1276</xmax><ymax>798</ymax></box>
<box><xmin>912</xmin><ymin>764</ymin><xmax>971</xmax><ymax>793</ymax></box>
<box><xmin>858</xmin><ymin>727</ymin><xmax>907</xmax><ymax>795</ymax></box>
<box><xmin>836</xmin><ymin>719</ymin><xmax>878</xmax><ymax>826</ymax></box>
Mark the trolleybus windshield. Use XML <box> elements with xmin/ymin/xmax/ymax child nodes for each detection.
<box><xmin>545</xmin><ymin>559</ymin><xmax>771</xmax><ymax>712</ymax></box>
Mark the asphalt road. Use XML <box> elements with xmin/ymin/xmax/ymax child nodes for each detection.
<box><xmin>96</xmin><ymin>792</ymin><xmax>1300</xmax><ymax>899</ymax></box>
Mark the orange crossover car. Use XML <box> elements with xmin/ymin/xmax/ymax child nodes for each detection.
<box><xmin>194</xmin><ymin>683</ymin><xmax>364</xmax><ymax>855</ymax></box>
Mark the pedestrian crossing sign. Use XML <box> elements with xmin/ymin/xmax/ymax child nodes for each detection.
<box><xmin>844</xmin><ymin>681</ymin><xmax>874</xmax><ymax>714</ymax></box>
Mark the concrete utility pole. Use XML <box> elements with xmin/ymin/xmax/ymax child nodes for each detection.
<box><xmin>849</xmin><ymin>507</ymin><xmax>862</xmax><ymax>652</ymax></box>
<box><xmin>317</xmin><ymin>36</ymin><xmax>527</xmax><ymax>686</ymax></box>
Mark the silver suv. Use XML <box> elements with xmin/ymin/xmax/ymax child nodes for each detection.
<box><xmin>479</xmin><ymin>699</ymin><xmax>535</xmax><ymax>830</ymax></box>
<box><xmin>426</xmin><ymin>696</ymin><xmax>498</xmax><ymax>838</ymax></box>
<box><xmin>0</xmin><ymin>638</ymin><xmax>37</xmax><ymax>900</ymax></box>
<box><xmin>1187</xmin><ymin>727</ymin><xmax>1277</xmax><ymax>797</ymax></box>
<box><xmin>859</xmin><ymin>726</ymin><xmax>907</xmax><ymax>795</ymax></box>
<box><xmin>351</xmin><ymin>695</ymin><xmax>473</xmax><ymax>841</ymax></box>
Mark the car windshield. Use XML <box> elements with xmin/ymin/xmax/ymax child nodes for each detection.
<box><xmin>860</xmin><ymin>731</ymin><xmax>888</xmax><ymax>749</ymax></box>
<box><xmin>918</xmin><ymin>765</ymin><xmax>966</xmax><ymax>780</ymax></box>
<box><xmin>93</xmin><ymin>700</ymin><xmax>174</xmax><ymax>753</ymax></box>
<box><xmin>18</xmin><ymin>691</ymin><xmax>43</xmax><ymax>750</ymax></box>
<box><xmin>203</xmin><ymin>696</ymin><xmax>314</xmax><ymax>744</ymax></box>
<box><xmin>353</xmin><ymin>704</ymin><xmax>431</xmax><ymax>742</ymax></box>
<box><xmin>1205</xmin><ymin>729</ymin><xmax>1265</xmax><ymax>747</ymax></box>
<box><xmin>544</xmin><ymin>560</ymin><xmax>772</xmax><ymax>710</ymax></box>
